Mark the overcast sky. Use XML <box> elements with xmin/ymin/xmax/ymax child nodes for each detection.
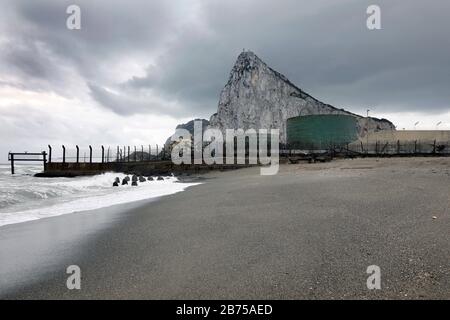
<box><xmin>1</xmin><ymin>0</ymin><xmax>449</xmax><ymax>161</ymax></box>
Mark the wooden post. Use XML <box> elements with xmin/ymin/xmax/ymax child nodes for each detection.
<box><xmin>156</xmin><ymin>144</ymin><xmax>159</xmax><ymax>160</ymax></box>
<box><xmin>127</xmin><ymin>146</ymin><xmax>130</xmax><ymax>162</ymax></box>
<box><xmin>134</xmin><ymin>146</ymin><xmax>137</xmax><ymax>162</ymax></box>
<box><xmin>117</xmin><ymin>146</ymin><xmax>120</xmax><ymax>162</ymax></box>
<box><xmin>141</xmin><ymin>145</ymin><xmax>144</xmax><ymax>161</ymax></box>
<box><xmin>101</xmin><ymin>145</ymin><xmax>105</xmax><ymax>163</ymax></box>
<box><xmin>62</xmin><ymin>145</ymin><xmax>66</xmax><ymax>163</ymax></box>
<box><xmin>48</xmin><ymin>145</ymin><xmax>52</xmax><ymax>163</ymax></box>
<box><xmin>10</xmin><ymin>153</ymin><xmax>14</xmax><ymax>174</ymax></box>
<box><xmin>76</xmin><ymin>145</ymin><xmax>79</xmax><ymax>163</ymax></box>
<box><xmin>89</xmin><ymin>145</ymin><xmax>93</xmax><ymax>163</ymax></box>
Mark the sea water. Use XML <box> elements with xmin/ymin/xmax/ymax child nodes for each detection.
<box><xmin>0</xmin><ymin>164</ymin><xmax>199</xmax><ymax>227</ymax></box>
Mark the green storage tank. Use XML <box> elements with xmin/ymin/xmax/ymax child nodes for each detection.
<box><xmin>286</xmin><ymin>115</ymin><xmax>358</xmax><ymax>150</ymax></box>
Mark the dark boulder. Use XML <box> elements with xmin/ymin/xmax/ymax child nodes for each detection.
<box><xmin>147</xmin><ymin>176</ymin><xmax>154</xmax><ymax>181</ymax></box>
<box><xmin>113</xmin><ymin>181</ymin><xmax>119</xmax><ymax>187</ymax></box>
<box><xmin>138</xmin><ymin>176</ymin><xmax>146</xmax><ymax>183</ymax></box>
<box><xmin>157</xmin><ymin>176</ymin><xmax>164</xmax><ymax>181</ymax></box>
<box><xmin>122</xmin><ymin>178</ymin><xmax>128</xmax><ymax>185</ymax></box>
<box><xmin>131</xmin><ymin>181</ymin><xmax>138</xmax><ymax>186</ymax></box>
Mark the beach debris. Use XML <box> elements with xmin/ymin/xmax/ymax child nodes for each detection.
<box><xmin>157</xmin><ymin>176</ymin><xmax>164</xmax><ymax>180</ymax></box>
<box><xmin>138</xmin><ymin>176</ymin><xmax>146</xmax><ymax>183</ymax></box>
<box><xmin>147</xmin><ymin>176</ymin><xmax>154</xmax><ymax>181</ymax></box>
<box><xmin>131</xmin><ymin>181</ymin><xmax>138</xmax><ymax>186</ymax></box>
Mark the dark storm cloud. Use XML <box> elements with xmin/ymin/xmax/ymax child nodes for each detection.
<box><xmin>0</xmin><ymin>0</ymin><xmax>177</xmax><ymax>93</ymax></box>
<box><xmin>88</xmin><ymin>82</ymin><xmax>188</xmax><ymax>117</ymax></box>
<box><xmin>121</xmin><ymin>0</ymin><xmax>450</xmax><ymax>115</ymax></box>
<box><xmin>1</xmin><ymin>0</ymin><xmax>450</xmax><ymax>117</ymax></box>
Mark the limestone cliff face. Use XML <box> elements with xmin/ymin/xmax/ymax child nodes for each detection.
<box><xmin>164</xmin><ymin>118</ymin><xmax>209</xmax><ymax>148</ymax></box>
<box><xmin>209</xmin><ymin>51</ymin><xmax>395</xmax><ymax>143</ymax></box>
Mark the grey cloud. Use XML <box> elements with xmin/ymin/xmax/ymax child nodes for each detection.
<box><xmin>118</xmin><ymin>0</ymin><xmax>450</xmax><ymax>116</ymax></box>
<box><xmin>88</xmin><ymin>83</ymin><xmax>189</xmax><ymax>117</ymax></box>
<box><xmin>88</xmin><ymin>83</ymin><xmax>151</xmax><ymax>115</ymax></box>
<box><xmin>1</xmin><ymin>0</ymin><xmax>450</xmax><ymax>119</ymax></box>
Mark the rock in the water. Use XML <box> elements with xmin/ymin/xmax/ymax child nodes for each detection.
<box><xmin>124</xmin><ymin>176</ymin><xmax>130</xmax><ymax>182</ymax></box>
<box><xmin>114</xmin><ymin>177</ymin><xmax>120</xmax><ymax>183</ymax></box>
<box><xmin>121</xmin><ymin>178</ymin><xmax>128</xmax><ymax>185</ymax></box>
<box><xmin>132</xmin><ymin>174</ymin><xmax>138</xmax><ymax>182</ymax></box>
<box><xmin>147</xmin><ymin>176</ymin><xmax>154</xmax><ymax>181</ymax></box>
<box><xmin>138</xmin><ymin>176</ymin><xmax>146</xmax><ymax>182</ymax></box>
<box><xmin>157</xmin><ymin>176</ymin><xmax>164</xmax><ymax>181</ymax></box>
<box><xmin>131</xmin><ymin>181</ymin><xmax>138</xmax><ymax>186</ymax></box>
<box><xmin>113</xmin><ymin>181</ymin><xmax>119</xmax><ymax>187</ymax></box>
<box><xmin>208</xmin><ymin>51</ymin><xmax>395</xmax><ymax>143</ymax></box>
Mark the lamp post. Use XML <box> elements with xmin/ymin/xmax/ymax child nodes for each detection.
<box><xmin>366</xmin><ymin>109</ymin><xmax>370</xmax><ymax>153</ymax></box>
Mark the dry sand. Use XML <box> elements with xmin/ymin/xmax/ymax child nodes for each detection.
<box><xmin>1</xmin><ymin>157</ymin><xmax>449</xmax><ymax>299</ymax></box>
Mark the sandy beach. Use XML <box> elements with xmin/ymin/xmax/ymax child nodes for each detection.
<box><xmin>1</xmin><ymin>157</ymin><xmax>449</xmax><ymax>299</ymax></box>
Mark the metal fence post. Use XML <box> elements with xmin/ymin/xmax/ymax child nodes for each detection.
<box><xmin>101</xmin><ymin>145</ymin><xmax>105</xmax><ymax>163</ymax></box>
<box><xmin>10</xmin><ymin>153</ymin><xmax>14</xmax><ymax>174</ymax></box>
<box><xmin>76</xmin><ymin>145</ymin><xmax>79</xmax><ymax>163</ymax></box>
<box><xmin>62</xmin><ymin>145</ymin><xmax>66</xmax><ymax>163</ymax></box>
<box><xmin>43</xmin><ymin>151</ymin><xmax>47</xmax><ymax>171</ymax></box>
<box><xmin>48</xmin><ymin>145</ymin><xmax>52</xmax><ymax>163</ymax></box>
<box><xmin>89</xmin><ymin>145</ymin><xmax>93</xmax><ymax>163</ymax></box>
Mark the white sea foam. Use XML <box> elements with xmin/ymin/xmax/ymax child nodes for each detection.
<box><xmin>0</xmin><ymin>165</ymin><xmax>200</xmax><ymax>227</ymax></box>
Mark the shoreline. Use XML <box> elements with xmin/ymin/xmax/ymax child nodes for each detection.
<box><xmin>1</xmin><ymin>158</ymin><xmax>449</xmax><ymax>299</ymax></box>
<box><xmin>0</xmin><ymin>172</ymin><xmax>204</xmax><ymax>228</ymax></box>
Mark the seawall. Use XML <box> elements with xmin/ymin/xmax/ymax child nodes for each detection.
<box><xmin>35</xmin><ymin>161</ymin><xmax>253</xmax><ymax>177</ymax></box>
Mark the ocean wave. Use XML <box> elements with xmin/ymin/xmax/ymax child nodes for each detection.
<box><xmin>0</xmin><ymin>167</ymin><xmax>200</xmax><ymax>227</ymax></box>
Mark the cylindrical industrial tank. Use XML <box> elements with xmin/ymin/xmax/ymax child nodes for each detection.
<box><xmin>286</xmin><ymin>115</ymin><xmax>358</xmax><ymax>150</ymax></box>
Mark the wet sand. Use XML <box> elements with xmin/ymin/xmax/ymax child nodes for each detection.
<box><xmin>1</xmin><ymin>157</ymin><xmax>449</xmax><ymax>299</ymax></box>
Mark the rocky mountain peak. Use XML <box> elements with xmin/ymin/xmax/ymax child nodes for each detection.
<box><xmin>210</xmin><ymin>50</ymin><xmax>395</xmax><ymax>143</ymax></box>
